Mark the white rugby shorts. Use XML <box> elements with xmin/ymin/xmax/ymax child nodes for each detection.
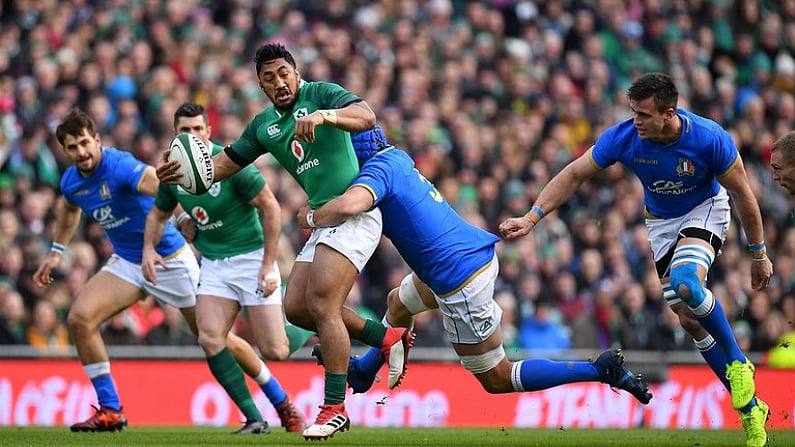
<box><xmin>198</xmin><ymin>248</ymin><xmax>282</xmax><ymax>306</ymax></box>
<box><xmin>646</xmin><ymin>187</ymin><xmax>731</xmax><ymax>263</ymax></box>
<box><xmin>434</xmin><ymin>254</ymin><xmax>502</xmax><ymax>345</ymax></box>
<box><xmin>102</xmin><ymin>246</ymin><xmax>199</xmax><ymax>308</ymax></box>
<box><xmin>296</xmin><ymin>208</ymin><xmax>382</xmax><ymax>272</ymax></box>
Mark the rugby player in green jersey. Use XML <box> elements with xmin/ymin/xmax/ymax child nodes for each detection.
<box><xmin>143</xmin><ymin>103</ymin><xmax>309</xmax><ymax>434</ymax></box>
<box><xmin>157</xmin><ymin>44</ymin><xmax>413</xmax><ymax>440</ymax></box>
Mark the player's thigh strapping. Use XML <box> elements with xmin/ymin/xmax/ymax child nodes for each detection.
<box><xmin>198</xmin><ymin>248</ymin><xmax>282</xmax><ymax>306</ymax></box>
<box><xmin>102</xmin><ymin>246</ymin><xmax>199</xmax><ymax>308</ymax></box>
<box><xmin>296</xmin><ymin>208</ymin><xmax>383</xmax><ymax>272</ymax></box>
<box><xmin>647</xmin><ymin>189</ymin><xmax>730</xmax><ymax>306</ymax></box>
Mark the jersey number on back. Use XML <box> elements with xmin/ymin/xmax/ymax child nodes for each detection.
<box><xmin>415</xmin><ymin>169</ymin><xmax>443</xmax><ymax>203</ymax></box>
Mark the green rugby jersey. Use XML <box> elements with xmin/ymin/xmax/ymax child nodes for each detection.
<box><xmin>229</xmin><ymin>81</ymin><xmax>361</xmax><ymax>208</ymax></box>
<box><xmin>155</xmin><ymin>143</ymin><xmax>266</xmax><ymax>259</ymax></box>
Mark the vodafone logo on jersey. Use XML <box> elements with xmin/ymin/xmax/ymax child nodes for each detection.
<box><xmin>191</xmin><ymin>206</ymin><xmax>210</xmax><ymax>225</ymax></box>
<box><xmin>291</xmin><ymin>140</ymin><xmax>305</xmax><ymax>162</ymax></box>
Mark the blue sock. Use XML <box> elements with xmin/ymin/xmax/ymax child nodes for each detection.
<box><xmin>91</xmin><ymin>374</ymin><xmax>121</xmax><ymax>410</ymax></box>
<box><xmin>695</xmin><ymin>336</ymin><xmax>730</xmax><ymax>391</ymax></box>
<box><xmin>693</xmin><ymin>297</ymin><xmax>745</xmax><ymax>363</ymax></box>
<box><xmin>353</xmin><ymin>347</ymin><xmax>384</xmax><ymax>377</ymax></box>
<box><xmin>261</xmin><ymin>376</ymin><xmax>287</xmax><ymax>406</ymax></box>
<box><xmin>517</xmin><ymin>359</ymin><xmax>599</xmax><ymax>391</ymax></box>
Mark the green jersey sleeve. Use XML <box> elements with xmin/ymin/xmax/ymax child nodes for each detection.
<box><xmin>230</xmin><ymin>163</ymin><xmax>266</xmax><ymax>202</ymax></box>
<box><xmin>154</xmin><ymin>182</ymin><xmax>178</xmax><ymax>213</ymax></box>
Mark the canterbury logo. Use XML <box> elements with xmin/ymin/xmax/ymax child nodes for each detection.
<box><xmin>267</xmin><ymin>124</ymin><xmax>280</xmax><ymax>137</ymax></box>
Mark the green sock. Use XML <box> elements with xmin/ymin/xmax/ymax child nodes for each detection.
<box><xmin>324</xmin><ymin>371</ymin><xmax>348</xmax><ymax>405</ymax></box>
<box><xmin>358</xmin><ymin>319</ymin><xmax>387</xmax><ymax>348</ymax></box>
<box><xmin>207</xmin><ymin>348</ymin><xmax>263</xmax><ymax>422</ymax></box>
<box><xmin>286</xmin><ymin>324</ymin><xmax>316</xmax><ymax>354</ymax></box>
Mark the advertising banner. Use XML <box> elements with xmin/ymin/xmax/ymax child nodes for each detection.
<box><xmin>1</xmin><ymin>360</ymin><xmax>792</xmax><ymax>429</ymax></box>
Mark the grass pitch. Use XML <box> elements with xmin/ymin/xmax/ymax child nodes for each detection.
<box><xmin>1</xmin><ymin>426</ymin><xmax>793</xmax><ymax>447</ymax></box>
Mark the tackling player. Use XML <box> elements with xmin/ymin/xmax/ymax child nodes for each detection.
<box><xmin>301</xmin><ymin>125</ymin><xmax>653</xmax><ymax>408</ymax></box>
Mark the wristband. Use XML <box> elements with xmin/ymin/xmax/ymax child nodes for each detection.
<box><xmin>176</xmin><ymin>212</ymin><xmax>190</xmax><ymax>226</ymax></box>
<box><xmin>51</xmin><ymin>242</ymin><xmax>65</xmax><ymax>255</ymax></box>
<box><xmin>752</xmin><ymin>255</ymin><xmax>769</xmax><ymax>262</ymax></box>
<box><xmin>524</xmin><ymin>206</ymin><xmax>544</xmax><ymax>225</ymax></box>
<box><xmin>319</xmin><ymin>109</ymin><xmax>338</xmax><ymax>125</ymax></box>
<box><xmin>748</xmin><ymin>242</ymin><xmax>765</xmax><ymax>252</ymax></box>
<box><xmin>306</xmin><ymin>209</ymin><xmax>316</xmax><ymax>228</ymax></box>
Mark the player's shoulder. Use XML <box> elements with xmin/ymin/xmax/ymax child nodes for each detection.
<box><xmin>595</xmin><ymin>117</ymin><xmax>635</xmax><ymax>148</ymax></box>
<box><xmin>363</xmin><ymin>148</ymin><xmax>409</xmax><ymax>171</ymax></box>
<box><xmin>680</xmin><ymin>109</ymin><xmax>725</xmax><ymax>135</ymax></box>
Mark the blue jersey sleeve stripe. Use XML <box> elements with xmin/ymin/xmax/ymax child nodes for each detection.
<box><xmin>135</xmin><ymin>166</ymin><xmax>153</xmax><ymax>192</ymax></box>
<box><xmin>715</xmin><ymin>153</ymin><xmax>741</xmax><ymax>178</ymax></box>
<box><xmin>350</xmin><ymin>183</ymin><xmax>378</xmax><ymax>203</ymax></box>
<box><xmin>588</xmin><ymin>152</ymin><xmax>606</xmax><ymax>170</ymax></box>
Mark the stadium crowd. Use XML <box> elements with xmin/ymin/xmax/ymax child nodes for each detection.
<box><xmin>0</xmin><ymin>0</ymin><xmax>794</xmax><ymax>365</ymax></box>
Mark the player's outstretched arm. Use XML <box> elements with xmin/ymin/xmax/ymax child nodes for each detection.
<box><xmin>499</xmin><ymin>147</ymin><xmax>601</xmax><ymax>239</ymax></box>
<box><xmin>32</xmin><ymin>197</ymin><xmax>81</xmax><ymax>288</ymax></box>
<box><xmin>296</xmin><ymin>186</ymin><xmax>374</xmax><ymax>229</ymax></box>
<box><xmin>717</xmin><ymin>157</ymin><xmax>773</xmax><ymax>290</ymax></box>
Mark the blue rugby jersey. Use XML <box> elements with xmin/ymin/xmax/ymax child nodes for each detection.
<box><xmin>60</xmin><ymin>147</ymin><xmax>185</xmax><ymax>263</ymax></box>
<box><xmin>591</xmin><ymin>109</ymin><xmax>738</xmax><ymax>219</ymax></box>
<box><xmin>352</xmin><ymin>148</ymin><xmax>498</xmax><ymax>296</ymax></box>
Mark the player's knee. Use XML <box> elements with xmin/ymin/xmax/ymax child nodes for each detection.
<box><xmin>258</xmin><ymin>340</ymin><xmax>290</xmax><ymax>361</ymax></box>
<box><xmin>397</xmin><ymin>274</ymin><xmax>430</xmax><ymax>316</ymax></box>
<box><xmin>197</xmin><ymin>326</ymin><xmax>227</xmax><ymax>353</ymax></box>
<box><xmin>387</xmin><ymin>287</ymin><xmax>412</xmax><ymax>324</ymax></box>
<box><xmin>669</xmin><ymin>263</ymin><xmax>703</xmax><ymax>306</ymax></box>
<box><xmin>66</xmin><ymin>309</ymin><xmax>92</xmax><ymax>333</ymax></box>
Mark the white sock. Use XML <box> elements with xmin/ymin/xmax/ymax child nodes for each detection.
<box><xmin>253</xmin><ymin>360</ymin><xmax>272</xmax><ymax>384</ymax></box>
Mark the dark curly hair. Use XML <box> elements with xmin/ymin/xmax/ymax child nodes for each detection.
<box><xmin>254</xmin><ymin>43</ymin><xmax>296</xmax><ymax>76</ymax></box>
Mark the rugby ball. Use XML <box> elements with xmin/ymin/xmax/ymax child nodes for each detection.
<box><xmin>168</xmin><ymin>133</ymin><xmax>214</xmax><ymax>195</ymax></box>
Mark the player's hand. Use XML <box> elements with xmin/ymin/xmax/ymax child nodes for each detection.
<box><xmin>177</xmin><ymin>218</ymin><xmax>197</xmax><ymax>242</ymax></box>
<box><xmin>296</xmin><ymin>204</ymin><xmax>312</xmax><ymax>229</ymax></box>
<box><xmin>32</xmin><ymin>253</ymin><xmax>61</xmax><ymax>288</ymax></box>
<box><xmin>294</xmin><ymin>112</ymin><xmax>324</xmax><ymax>143</ymax></box>
<box><xmin>141</xmin><ymin>248</ymin><xmax>167</xmax><ymax>285</ymax></box>
<box><xmin>156</xmin><ymin>149</ymin><xmax>183</xmax><ymax>184</ymax></box>
<box><xmin>749</xmin><ymin>256</ymin><xmax>773</xmax><ymax>290</ymax></box>
<box><xmin>256</xmin><ymin>263</ymin><xmax>280</xmax><ymax>298</ymax></box>
<box><xmin>498</xmin><ymin>216</ymin><xmax>536</xmax><ymax>239</ymax></box>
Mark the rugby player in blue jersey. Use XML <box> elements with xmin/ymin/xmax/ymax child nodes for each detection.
<box><xmin>32</xmin><ymin>108</ymin><xmax>284</xmax><ymax>434</ymax></box>
<box><xmin>299</xmin><ymin>125</ymin><xmax>653</xmax><ymax>407</ymax></box>
<box><xmin>500</xmin><ymin>73</ymin><xmax>770</xmax><ymax>447</ymax></box>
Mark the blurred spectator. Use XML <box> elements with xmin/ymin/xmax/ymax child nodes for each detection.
<box><xmin>144</xmin><ymin>304</ymin><xmax>197</xmax><ymax>346</ymax></box>
<box><xmin>1</xmin><ymin>123</ymin><xmax>60</xmax><ymax>189</ymax></box>
<box><xmin>519</xmin><ymin>299</ymin><xmax>571</xmax><ymax>352</ymax></box>
<box><xmin>26</xmin><ymin>299</ymin><xmax>69</xmax><ymax>349</ymax></box>
<box><xmin>0</xmin><ymin>289</ymin><xmax>27</xmax><ymax>344</ymax></box>
<box><xmin>619</xmin><ymin>283</ymin><xmax>666</xmax><ymax>350</ymax></box>
<box><xmin>0</xmin><ymin>0</ymin><xmax>791</xmax><ymax>352</ymax></box>
<box><xmin>127</xmin><ymin>296</ymin><xmax>164</xmax><ymax>338</ymax></box>
<box><xmin>101</xmin><ymin>310</ymin><xmax>143</xmax><ymax>346</ymax></box>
